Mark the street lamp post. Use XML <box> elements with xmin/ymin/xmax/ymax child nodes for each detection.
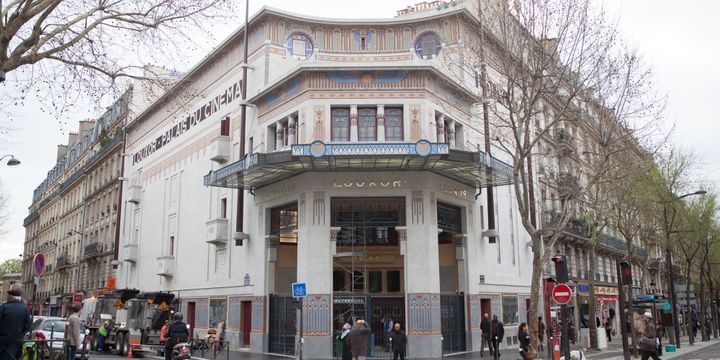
<box><xmin>0</xmin><ymin>154</ymin><xmax>21</xmax><ymax>166</ymax></box>
<box><xmin>664</xmin><ymin>190</ymin><xmax>706</xmax><ymax>349</ymax></box>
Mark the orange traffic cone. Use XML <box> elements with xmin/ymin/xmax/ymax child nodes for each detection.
<box><xmin>127</xmin><ymin>346</ymin><xmax>133</xmax><ymax>358</ymax></box>
<box><xmin>552</xmin><ymin>338</ymin><xmax>561</xmax><ymax>360</ymax></box>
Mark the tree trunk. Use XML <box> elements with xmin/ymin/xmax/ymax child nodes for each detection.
<box><xmin>710</xmin><ymin>280</ymin><xmax>718</xmax><ymax>339</ymax></box>
<box><xmin>687</xmin><ymin>265</ymin><xmax>694</xmax><ymax>345</ymax></box>
<box><xmin>587</xmin><ymin>244</ymin><xmax>599</xmax><ymax>349</ymax></box>
<box><xmin>700</xmin><ymin>276</ymin><xmax>707</xmax><ymax>341</ymax></box>
<box><xmin>526</xmin><ymin>233</ymin><xmax>544</xmax><ymax>360</ymax></box>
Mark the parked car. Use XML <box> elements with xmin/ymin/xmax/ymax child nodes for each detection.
<box><xmin>27</xmin><ymin>317</ymin><xmax>91</xmax><ymax>357</ymax></box>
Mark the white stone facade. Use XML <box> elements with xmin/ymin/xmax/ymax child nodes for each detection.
<box><xmin>118</xmin><ymin>3</ymin><xmax>533</xmax><ymax>358</ymax></box>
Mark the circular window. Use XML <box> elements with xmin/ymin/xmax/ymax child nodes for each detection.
<box><xmin>414</xmin><ymin>32</ymin><xmax>442</xmax><ymax>59</ymax></box>
<box><xmin>285</xmin><ymin>33</ymin><xmax>314</xmax><ymax>60</ymax></box>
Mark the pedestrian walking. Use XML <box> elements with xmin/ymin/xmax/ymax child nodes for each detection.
<box><xmin>518</xmin><ymin>323</ymin><xmax>530</xmax><ymax>360</ymax></box>
<box><xmin>389</xmin><ymin>323</ymin><xmax>406</xmax><ymax>360</ymax></box>
<box><xmin>605</xmin><ymin>319</ymin><xmax>613</xmax><ymax>342</ymax></box>
<box><xmin>65</xmin><ymin>303</ymin><xmax>82</xmax><ymax>360</ymax></box>
<box><xmin>340</xmin><ymin>323</ymin><xmax>352</xmax><ymax>360</ymax></box>
<box><xmin>480</xmin><ymin>313</ymin><xmax>492</xmax><ymax>356</ymax></box>
<box><xmin>538</xmin><ymin>316</ymin><xmax>546</xmax><ymax>352</ymax></box>
<box><xmin>638</xmin><ymin>312</ymin><xmax>660</xmax><ymax>360</ymax></box>
<box><xmin>568</xmin><ymin>319</ymin><xmax>577</xmax><ymax>345</ymax></box>
<box><xmin>0</xmin><ymin>284</ymin><xmax>32</xmax><ymax>360</ymax></box>
<box><xmin>490</xmin><ymin>315</ymin><xmax>505</xmax><ymax>359</ymax></box>
<box><xmin>348</xmin><ymin>319</ymin><xmax>371</xmax><ymax>360</ymax></box>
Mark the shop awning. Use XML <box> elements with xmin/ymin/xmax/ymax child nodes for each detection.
<box><xmin>204</xmin><ymin>140</ymin><xmax>515</xmax><ymax>190</ymax></box>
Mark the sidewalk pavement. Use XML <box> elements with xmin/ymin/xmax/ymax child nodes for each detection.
<box><xmin>144</xmin><ymin>337</ymin><xmax>720</xmax><ymax>360</ymax></box>
<box><xmin>580</xmin><ymin>336</ymin><xmax>718</xmax><ymax>360</ymax></box>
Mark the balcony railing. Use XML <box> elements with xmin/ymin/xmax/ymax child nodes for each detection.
<box><xmin>543</xmin><ymin>211</ymin><xmax>590</xmax><ymax>238</ymax></box>
<box><xmin>557</xmin><ymin>172</ymin><xmax>581</xmax><ymax>199</ymax></box>
<box><xmin>555</xmin><ymin>128</ymin><xmax>576</xmax><ymax>155</ymax></box>
<box><xmin>56</xmin><ymin>255</ymin><xmax>70</xmax><ymax>268</ymax></box>
<box><xmin>84</xmin><ymin>242</ymin><xmax>104</xmax><ymax>258</ymax></box>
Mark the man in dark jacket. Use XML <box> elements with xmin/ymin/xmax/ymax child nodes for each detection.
<box><xmin>389</xmin><ymin>323</ymin><xmax>407</xmax><ymax>360</ymax></box>
<box><xmin>0</xmin><ymin>284</ymin><xmax>32</xmax><ymax>360</ymax></box>
<box><xmin>163</xmin><ymin>313</ymin><xmax>189</xmax><ymax>360</ymax></box>
<box><xmin>348</xmin><ymin>319</ymin><xmax>370</xmax><ymax>360</ymax></box>
<box><xmin>480</xmin><ymin>313</ymin><xmax>492</xmax><ymax>356</ymax></box>
<box><xmin>490</xmin><ymin>315</ymin><xmax>505</xmax><ymax>358</ymax></box>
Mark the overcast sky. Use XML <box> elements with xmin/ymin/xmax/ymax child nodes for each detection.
<box><xmin>1</xmin><ymin>0</ymin><xmax>718</xmax><ymax>264</ymax></box>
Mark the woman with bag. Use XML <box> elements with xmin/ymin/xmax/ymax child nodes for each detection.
<box><xmin>639</xmin><ymin>312</ymin><xmax>660</xmax><ymax>360</ymax></box>
<box><xmin>518</xmin><ymin>323</ymin><xmax>530</xmax><ymax>360</ymax></box>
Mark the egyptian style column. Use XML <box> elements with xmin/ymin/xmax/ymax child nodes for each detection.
<box><xmin>446</xmin><ymin>119</ymin><xmax>456</xmax><ymax>148</ymax></box>
<box><xmin>404</xmin><ymin>190</ymin><xmax>442</xmax><ymax>358</ymax></box>
<box><xmin>350</xmin><ymin>105</ymin><xmax>358</xmax><ymax>142</ymax></box>
<box><xmin>250</xmin><ymin>234</ymin><xmax>279</xmax><ymax>353</ymax></box>
<box><xmin>376</xmin><ymin>105</ymin><xmax>386</xmax><ymax>141</ymax></box>
<box><xmin>287</xmin><ymin>115</ymin><xmax>297</xmax><ymax>146</ymax></box>
<box><xmin>436</xmin><ymin>114</ymin><xmax>445</xmax><ymax>143</ymax></box>
<box><xmin>275</xmin><ymin>121</ymin><xmax>285</xmax><ymax>148</ymax></box>
<box><xmin>296</xmin><ymin>191</ymin><xmax>333</xmax><ymax>358</ymax></box>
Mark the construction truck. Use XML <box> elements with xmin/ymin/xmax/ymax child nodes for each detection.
<box><xmin>81</xmin><ymin>288</ymin><xmax>140</xmax><ymax>355</ymax></box>
<box><xmin>81</xmin><ymin>289</ymin><xmax>177</xmax><ymax>357</ymax></box>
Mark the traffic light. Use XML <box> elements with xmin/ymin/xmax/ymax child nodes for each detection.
<box><xmin>552</xmin><ymin>255</ymin><xmax>569</xmax><ymax>283</ymax></box>
<box><xmin>713</xmin><ymin>298</ymin><xmax>717</xmax><ymax>305</ymax></box>
<box><xmin>619</xmin><ymin>260</ymin><xmax>632</xmax><ymax>285</ymax></box>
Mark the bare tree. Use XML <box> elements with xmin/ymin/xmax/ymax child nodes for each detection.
<box><xmin>443</xmin><ymin>1</ymin><xmax>667</xmax><ymax>357</ymax></box>
<box><xmin>0</xmin><ymin>0</ymin><xmax>235</xmax><ymax>117</ymax></box>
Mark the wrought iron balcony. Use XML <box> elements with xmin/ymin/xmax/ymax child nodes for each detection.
<box><xmin>598</xmin><ymin>234</ymin><xmax>648</xmax><ymax>259</ymax></box>
<box><xmin>554</xmin><ymin>129</ymin><xmax>576</xmax><ymax>156</ymax></box>
<box><xmin>543</xmin><ymin>211</ymin><xmax>590</xmax><ymax>238</ymax></box>
<box><xmin>56</xmin><ymin>255</ymin><xmax>70</xmax><ymax>268</ymax></box>
<box><xmin>84</xmin><ymin>242</ymin><xmax>106</xmax><ymax>259</ymax></box>
<box><xmin>557</xmin><ymin>172</ymin><xmax>581</xmax><ymax>199</ymax></box>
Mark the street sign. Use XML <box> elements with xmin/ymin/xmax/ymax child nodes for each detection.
<box><xmin>292</xmin><ymin>282</ymin><xmax>307</xmax><ymax>298</ymax></box>
<box><xmin>72</xmin><ymin>292</ymin><xmax>83</xmax><ymax>304</ymax></box>
<box><xmin>33</xmin><ymin>253</ymin><xmax>45</xmax><ymax>277</ymax></box>
<box><xmin>552</xmin><ymin>283</ymin><xmax>573</xmax><ymax>305</ymax></box>
<box><xmin>662</xmin><ymin>301</ymin><xmax>671</xmax><ymax>311</ymax></box>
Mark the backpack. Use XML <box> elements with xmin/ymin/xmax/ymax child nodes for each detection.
<box><xmin>21</xmin><ymin>341</ymin><xmax>38</xmax><ymax>360</ymax></box>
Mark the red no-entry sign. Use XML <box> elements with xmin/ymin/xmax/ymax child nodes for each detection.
<box><xmin>552</xmin><ymin>283</ymin><xmax>572</xmax><ymax>305</ymax></box>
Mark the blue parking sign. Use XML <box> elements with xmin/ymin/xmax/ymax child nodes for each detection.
<box><xmin>292</xmin><ymin>282</ymin><xmax>307</xmax><ymax>298</ymax></box>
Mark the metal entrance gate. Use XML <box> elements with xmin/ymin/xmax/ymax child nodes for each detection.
<box><xmin>268</xmin><ymin>295</ymin><xmax>296</xmax><ymax>355</ymax></box>
<box><xmin>441</xmin><ymin>294</ymin><xmax>466</xmax><ymax>353</ymax></box>
<box><xmin>333</xmin><ymin>295</ymin><xmax>405</xmax><ymax>358</ymax></box>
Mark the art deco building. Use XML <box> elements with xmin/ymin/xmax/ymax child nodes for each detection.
<box><xmin>117</xmin><ymin>1</ymin><xmax>539</xmax><ymax>358</ymax></box>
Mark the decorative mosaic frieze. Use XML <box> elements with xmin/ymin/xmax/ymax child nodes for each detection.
<box><xmin>407</xmin><ymin>293</ymin><xmax>441</xmax><ymax>336</ymax></box>
<box><xmin>251</xmin><ymin>296</ymin><xmax>265</xmax><ymax>333</ymax></box>
<box><xmin>303</xmin><ymin>294</ymin><xmax>331</xmax><ymax>336</ymax></box>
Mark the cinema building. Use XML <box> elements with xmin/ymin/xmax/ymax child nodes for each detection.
<box><xmin>118</xmin><ymin>1</ymin><xmax>534</xmax><ymax>357</ymax></box>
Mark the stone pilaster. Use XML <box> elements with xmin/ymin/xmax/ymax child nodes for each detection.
<box><xmin>296</xmin><ymin>191</ymin><xmax>332</xmax><ymax>358</ymax></box>
<box><xmin>350</xmin><ymin>105</ymin><xmax>358</xmax><ymax>142</ymax></box>
<box><xmin>275</xmin><ymin>121</ymin><xmax>285</xmax><ymax>148</ymax></box>
<box><xmin>287</xmin><ymin>115</ymin><xmax>296</xmax><ymax>145</ymax></box>
<box><xmin>436</xmin><ymin>114</ymin><xmax>445</xmax><ymax>143</ymax></box>
<box><xmin>446</xmin><ymin>118</ymin><xmax>456</xmax><ymax>148</ymax></box>
<box><xmin>377</xmin><ymin>105</ymin><xmax>386</xmax><ymax>141</ymax></box>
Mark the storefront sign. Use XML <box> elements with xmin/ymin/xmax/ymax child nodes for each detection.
<box><xmin>594</xmin><ymin>286</ymin><xmax>618</xmax><ymax>295</ymax></box>
<box><xmin>132</xmin><ymin>79</ymin><xmax>243</xmax><ymax>165</ymax></box>
<box><xmin>596</xmin><ymin>295</ymin><xmax>617</xmax><ymax>302</ymax></box>
<box><xmin>332</xmin><ymin>178</ymin><xmax>405</xmax><ymax>189</ymax></box>
<box><xmin>577</xmin><ymin>284</ymin><xmax>590</xmax><ymax>296</ymax></box>
<box><xmin>635</xmin><ymin>294</ymin><xmax>655</xmax><ymax>301</ymax></box>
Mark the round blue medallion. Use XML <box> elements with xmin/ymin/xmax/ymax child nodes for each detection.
<box><xmin>309</xmin><ymin>140</ymin><xmax>326</xmax><ymax>158</ymax></box>
<box><xmin>415</xmin><ymin>140</ymin><xmax>432</xmax><ymax>157</ymax></box>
